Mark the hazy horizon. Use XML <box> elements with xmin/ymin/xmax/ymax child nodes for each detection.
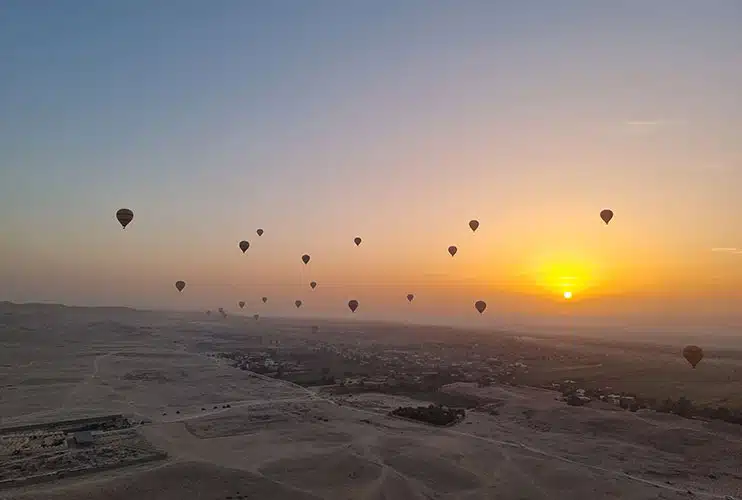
<box><xmin>2</xmin><ymin>1</ymin><xmax>742</xmax><ymax>330</ymax></box>
<box><xmin>6</xmin><ymin>300</ymin><xmax>742</xmax><ymax>353</ymax></box>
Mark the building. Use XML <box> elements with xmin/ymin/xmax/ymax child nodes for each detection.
<box><xmin>66</xmin><ymin>431</ymin><xmax>94</xmax><ymax>448</ymax></box>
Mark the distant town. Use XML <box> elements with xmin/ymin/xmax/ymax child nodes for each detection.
<box><xmin>215</xmin><ymin>332</ymin><xmax>742</xmax><ymax>427</ymax></box>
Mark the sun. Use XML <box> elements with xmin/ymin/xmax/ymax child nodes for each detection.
<box><xmin>563</xmin><ymin>291</ymin><xmax>573</xmax><ymax>300</ymax></box>
<box><xmin>528</xmin><ymin>253</ymin><xmax>596</xmax><ymax>299</ymax></box>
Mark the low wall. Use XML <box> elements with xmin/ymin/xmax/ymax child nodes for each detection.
<box><xmin>0</xmin><ymin>451</ymin><xmax>168</xmax><ymax>491</ymax></box>
<box><xmin>0</xmin><ymin>414</ymin><xmax>125</xmax><ymax>435</ymax></box>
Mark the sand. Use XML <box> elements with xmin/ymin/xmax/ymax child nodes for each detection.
<box><xmin>1</xmin><ymin>304</ymin><xmax>740</xmax><ymax>499</ymax></box>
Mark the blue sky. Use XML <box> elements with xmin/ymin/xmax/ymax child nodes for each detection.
<box><xmin>1</xmin><ymin>1</ymin><xmax>741</xmax><ymax>324</ymax></box>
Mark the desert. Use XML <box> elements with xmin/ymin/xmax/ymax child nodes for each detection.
<box><xmin>1</xmin><ymin>303</ymin><xmax>740</xmax><ymax>500</ymax></box>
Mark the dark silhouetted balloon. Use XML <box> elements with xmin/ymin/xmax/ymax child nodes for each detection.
<box><xmin>354</xmin><ymin>237</ymin><xmax>362</xmax><ymax>246</ymax></box>
<box><xmin>253</xmin><ymin>314</ymin><xmax>259</xmax><ymax>320</ymax></box>
<box><xmin>206</xmin><ymin>310</ymin><xmax>211</xmax><ymax>316</ymax></box>
<box><xmin>600</xmin><ymin>209</ymin><xmax>614</xmax><ymax>225</ymax></box>
<box><xmin>469</xmin><ymin>220</ymin><xmax>479</xmax><ymax>232</ymax></box>
<box><xmin>239</xmin><ymin>301</ymin><xmax>245</xmax><ymax>309</ymax></box>
<box><xmin>256</xmin><ymin>228</ymin><xmax>264</xmax><ymax>236</ymax></box>
<box><xmin>312</xmin><ymin>325</ymin><xmax>319</xmax><ymax>334</ymax></box>
<box><xmin>348</xmin><ymin>299</ymin><xmax>359</xmax><ymax>312</ymax></box>
<box><xmin>407</xmin><ymin>294</ymin><xmax>414</xmax><ymax>303</ymax></box>
<box><xmin>475</xmin><ymin>300</ymin><xmax>487</xmax><ymax>314</ymax></box>
<box><xmin>295</xmin><ymin>300</ymin><xmax>302</xmax><ymax>308</ymax></box>
<box><xmin>175</xmin><ymin>281</ymin><xmax>186</xmax><ymax>292</ymax></box>
<box><xmin>448</xmin><ymin>245</ymin><xmax>458</xmax><ymax>257</ymax></box>
<box><xmin>310</xmin><ymin>281</ymin><xmax>317</xmax><ymax>290</ymax></box>
<box><xmin>239</xmin><ymin>240</ymin><xmax>250</xmax><ymax>253</ymax></box>
<box><xmin>682</xmin><ymin>345</ymin><xmax>704</xmax><ymax>368</ymax></box>
<box><xmin>116</xmin><ymin>208</ymin><xmax>134</xmax><ymax>229</ymax></box>
<box><xmin>302</xmin><ymin>254</ymin><xmax>310</xmax><ymax>265</ymax></box>
<box><xmin>262</xmin><ymin>296</ymin><xmax>268</xmax><ymax>303</ymax></box>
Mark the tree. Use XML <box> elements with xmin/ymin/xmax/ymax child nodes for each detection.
<box><xmin>676</xmin><ymin>396</ymin><xmax>693</xmax><ymax>418</ymax></box>
<box><xmin>565</xmin><ymin>394</ymin><xmax>583</xmax><ymax>406</ymax></box>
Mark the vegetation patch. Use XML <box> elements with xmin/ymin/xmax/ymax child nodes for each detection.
<box><xmin>390</xmin><ymin>404</ymin><xmax>466</xmax><ymax>427</ymax></box>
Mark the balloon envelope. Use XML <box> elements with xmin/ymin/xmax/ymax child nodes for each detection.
<box><xmin>469</xmin><ymin>219</ymin><xmax>479</xmax><ymax>232</ymax></box>
<box><xmin>354</xmin><ymin>237</ymin><xmax>362</xmax><ymax>246</ymax></box>
<box><xmin>302</xmin><ymin>254</ymin><xmax>310</xmax><ymax>264</ymax></box>
<box><xmin>239</xmin><ymin>301</ymin><xmax>245</xmax><ymax>309</ymax></box>
<box><xmin>116</xmin><ymin>208</ymin><xmax>134</xmax><ymax>229</ymax></box>
<box><xmin>312</xmin><ymin>325</ymin><xmax>319</xmax><ymax>334</ymax></box>
<box><xmin>262</xmin><ymin>297</ymin><xmax>268</xmax><ymax>303</ymax></box>
<box><xmin>206</xmin><ymin>310</ymin><xmax>211</xmax><ymax>315</ymax></box>
<box><xmin>348</xmin><ymin>299</ymin><xmax>359</xmax><ymax>312</ymax></box>
<box><xmin>295</xmin><ymin>300</ymin><xmax>302</xmax><ymax>308</ymax></box>
<box><xmin>175</xmin><ymin>280</ymin><xmax>186</xmax><ymax>292</ymax></box>
<box><xmin>256</xmin><ymin>228</ymin><xmax>264</xmax><ymax>236</ymax></box>
<box><xmin>682</xmin><ymin>345</ymin><xmax>704</xmax><ymax>368</ymax></box>
<box><xmin>407</xmin><ymin>294</ymin><xmax>414</xmax><ymax>302</ymax></box>
<box><xmin>253</xmin><ymin>314</ymin><xmax>259</xmax><ymax>320</ymax></box>
<box><xmin>310</xmin><ymin>281</ymin><xmax>317</xmax><ymax>289</ymax></box>
<box><xmin>448</xmin><ymin>245</ymin><xmax>458</xmax><ymax>257</ymax></box>
<box><xmin>600</xmin><ymin>209</ymin><xmax>614</xmax><ymax>225</ymax></box>
<box><xmin>475</xmin><ymin>300</ymin><xmax>487</xmax><ymax>314</ymax></box>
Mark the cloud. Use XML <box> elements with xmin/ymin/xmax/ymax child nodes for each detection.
<box><xmin>711</xmin><ymin>247</ymin><xmax>738</xmax><ymax>252</ymax></box>
<box><xmin>623</xmin><ymin>119</ymin><xmax>686</xmax><ymax>134</ymax></box>
<box><xmin>696</xmin><ymin>163</ymin><xmax>732</xmax><ymax>172</ymax></box>
<box><xmin>625</xmin><ymin>121</ymin><xmax>662</xmax><ymax>127</ymax></box>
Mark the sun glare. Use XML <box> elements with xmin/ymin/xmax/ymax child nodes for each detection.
<box><xmin>529</xmin><ymin>253</ymin><xmax>598</xmax><ymax>299</ymax></box>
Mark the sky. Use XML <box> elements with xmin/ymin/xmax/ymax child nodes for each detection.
<box><xmin>1</xmin><ymin>0</ymin><xmax>742</xmax><ymax>328</ymax></box>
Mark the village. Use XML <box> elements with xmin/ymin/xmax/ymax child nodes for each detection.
<box><xmin>217</xmin><ymin>337</ymin><xmax>639</xmax><ymax>410</ymax></box>
<box><xmin>215</xmin><ymin>333</ymin><xmax>742</xmax><ymax>427</ymax></box>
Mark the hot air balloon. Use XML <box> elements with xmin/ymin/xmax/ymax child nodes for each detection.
<box><xmin>469</xmin><ymin>220</ymin><xmax>479</xmax><ymax>232</ymax></box>
<box><xmin>206</xmin><ymin>310</ymin><xmax>212</xmax><ymax>316</ymax></box>
<box><xmin>475</xmin><ymin>300</ymin><xmax>487</xmax><ymax>314</ymax></box>
<box><xmin>310</xmin><ymin>281</ymin><xmax>317</xmax><ymax>290</ymax></box>
<box><xmin>348</xmin><ymin>299</ymin><xmax>359</xmax><ymax>312</ymax></box>
<box><xmin>311</xmin><ymin>325</ymin><xmax>319</xmax><ymax>334</ymax></box>
<box><xmin>116</xmin><ymin>208</ymin><xmax>134</xmax><ymax>229</ymax></box>
<box><xmin>448</xmin><ymin>245</ymin><xmax>458</xmax><ymax>257</ymax></box>
<box><xmin>682</xmin><ymin>345</ymin><xmax>704</xmax><ymax>368</ymax></box>
<box><xmin>239</xmin><ymin>240</ymin><xmax>250</xmax><ymax>253</ymax></box>
<box><xmin>295</xmin><ymin>300</ymin><xmax>303</xmax><ymax>308</ymax></box>
<box><xmin>600</xmin><ymin>209</ymin><xmax>614</xmax><ymax>225</ymax></box>
<box><xmin>354</xmin><ymin>237</ymin><xmax>362</xmax><ymax>246</ymax></box>
<box><xmin>262</xmin><ymin>297</ymin><xmax>268</xmax><ymax>303</ymax></box>
<box><xmin>302</xmin><ymin>254</ymin><xmax>310</xmax><ymax>265</ymax></box>
<box><xmin>257</xmin><ymin>228</ymin><xmax>264</xmax><ymax>236</ymax></box>
<box><xmin>407</xmin><ymin>294</ymin><xmax>414</xmax><ymax>303</ymax></box>
<box><xmin>175</xmin><ymin>281</ymin><xmax>186</xmax><ymax>292</ymax></box>
<box><xmin>253</xmin><ymin>314</ymin><xmax>260</xmax><ymax>320</ymax></box>
<box><xmin>239</xmin><ymin>301</ymin><xmax>245</xmax><ymax>309</ymax></box>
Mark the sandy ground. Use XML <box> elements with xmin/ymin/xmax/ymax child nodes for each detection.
<box><xmin>1</xmin><ymin>305</ymin><xmax>741</xmax><ymax>499</ymax></box>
